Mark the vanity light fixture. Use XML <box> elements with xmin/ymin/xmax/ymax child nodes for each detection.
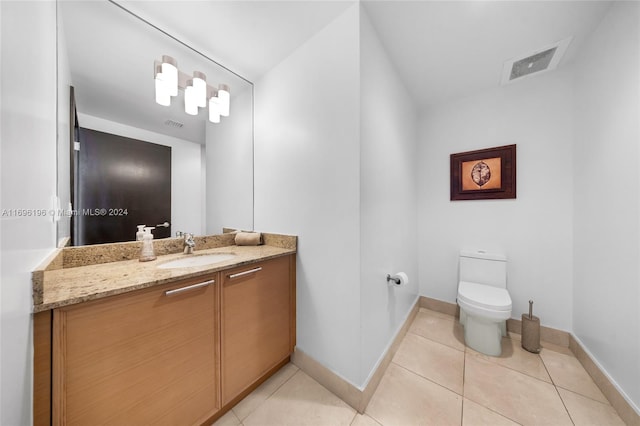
<box><xmin>192</xmin><ymin>71</ymin><xmax>207</xmax><ymax>108</ymax></box>
<box><xmin>218</xmin><ymin>84</ymin><xmax>230</xmax><ymax>117</ymax></box>
<box><xmin>208</xmin><ymin>95</ymin><xmax>221</xmax><ymax>124</ymax></box>
<box><xmin>154</xmin><ymin>56</ymin><xmax>230</xmax><ymax>124</ymax></box>
<box><xmin>184</xmin><ymin>80</ymin><xmax>198</xmax><ymax>116</ymax></box>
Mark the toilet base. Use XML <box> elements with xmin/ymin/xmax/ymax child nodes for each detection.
<box><xmin>460</xmin><ymin>308</ymin><xmax>507</xmax><ymax>356</ymax></box>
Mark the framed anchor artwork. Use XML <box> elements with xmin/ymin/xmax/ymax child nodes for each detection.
<box><xmin>450</xmin><ymin>144</ymin><xmax>516</xmax><ymax>201</ymax></box>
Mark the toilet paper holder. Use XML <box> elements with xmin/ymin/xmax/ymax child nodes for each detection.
<box><xmin>386</xmin><ymin>274</ymin><xmax>401</xmax><ymax>285</ymax></box>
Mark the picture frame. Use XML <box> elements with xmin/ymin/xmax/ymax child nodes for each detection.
<box><xmin>450</xmin><ymin>144</ymin><xmax>516</xmax><ymax>201</ymax></box>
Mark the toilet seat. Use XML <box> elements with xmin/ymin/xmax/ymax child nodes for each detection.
<box><xmin>457</xmin><ymin>281</ymin><xmax>512</xmax><ymax>312</ymax></box>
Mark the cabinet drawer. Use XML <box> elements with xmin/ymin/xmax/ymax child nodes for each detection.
<box><xmin>53</xmin><ymin>275</ymin><xmax>219</xmax><ymax>426</ymax></box>
<box><xmin>221</xmin><ymin>256</ymin><xmax>292</xmax><ymax>403</ymax></box>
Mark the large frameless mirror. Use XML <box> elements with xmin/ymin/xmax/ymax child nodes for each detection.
<box><xmin>56</xmin><ymin>0</ymin><xmax>253</xmax><ymax>246</ymax></box>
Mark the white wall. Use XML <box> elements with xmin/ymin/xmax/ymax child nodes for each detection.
<box><xmin>254</xmin><ymin>4</ymin><xmax>363</xmax><ymax>385</ymax></box>
<box><xmin>0</xmin><ymin>2</ymin><xmax>57</xmax><ymax>424</ymax></box>
<box><xmin>359</xmin><ymin>8</ymin><xmax>419</xmax><ymax>386</ymax></box>
<box><xmin>206</xmin><ymin>86</ymin><xmax>253</xmax><ymax>233</ymax></box>
<box><xmin>572</xmin><ymin>1</ymin><xmax>640</xmax><ymax>411</ymax></box>
<box><xmin>418</xmin><ymin>70</ymin><xmax>575</xmax><ymax>331</ymax></box>
<box><xmin>78</xmin><ymin>114</ymin><xmax>204</xmax><ymax>237</ymax></box>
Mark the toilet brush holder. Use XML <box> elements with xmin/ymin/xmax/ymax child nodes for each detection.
<box><xmin>521</xmin><ymin>300</ymin><xmax>541</xmax><ymax>353</ymax></box>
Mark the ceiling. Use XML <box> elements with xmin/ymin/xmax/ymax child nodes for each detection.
<box><xmin>363</xmin><ymin>1</ymin><xmax>612</xmax><ymax>108</ymax></box>
<box><xmin>121</xmin><ymin>0</ymin><xmax>611</xmax><ymax>109</ymax></box>
<box><xmin>62</xmin><ymin>1</ymin><xmax>612</xmax><ymax>140</ymax></box>
<box><xmin>118</xmin><ymin>1</ymin><xmax>356</xmax><ymax>82</ymax></box>
<box><xmin>61</xmin><ymin>1</ymin><xmax>354</xmax><ymax>143</ymax></box>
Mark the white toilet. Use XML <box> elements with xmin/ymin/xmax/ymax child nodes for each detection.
<box><xmin>457</xmin><ymin>250</ymin><xmax>512</xmax><ymax>356</ymax></box>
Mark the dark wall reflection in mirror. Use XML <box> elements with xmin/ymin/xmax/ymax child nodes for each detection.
<box><xmin>76</xmin><ymin>126</ymin><xmax>172</xmax><ymax>245</ymax></box>
<box><xmin>56</xmin><ymin>0</ymin><xmax>254</xmax><ymax>247</ymax></box>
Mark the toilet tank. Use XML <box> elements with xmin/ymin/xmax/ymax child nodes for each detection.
<box><xmin>459</xmin><ymin>250</ymin><xmax>507</xmax><ymax>288</ymax></box>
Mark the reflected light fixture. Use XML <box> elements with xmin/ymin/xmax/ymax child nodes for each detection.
<box><xmin>184</xmin><ymin>80</ymin><xmax>198</xmax><ymax>116</ymax></box>
<box><xmin>218</xmin><ymin>84</ymin><xmax>230</xmax><ymax>117</ymax></box>
<box><xmin>208</xmin><ymin>93</ymin><xmax>221</xmax><ymax>124</ymax></box>
<box><xmin>154</xmin><ymin>56</ymin><xmax>230</xmax><ymax>124</ymax></box>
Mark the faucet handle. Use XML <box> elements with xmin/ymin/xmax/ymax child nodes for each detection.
<box><xmin>176</xmin><ymin>231</ymin><xmax>184</xmax><ymax>237</ymax></box>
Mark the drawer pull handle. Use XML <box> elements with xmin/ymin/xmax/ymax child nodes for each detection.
<box><xmin>165</xmin><ymin>280</ymin><xmax>214</xmax><ymax>296</ymax></box>
<box><xmin>228</xmin><ymin>267</ymin><xmax>262</xmax><ymax>279</ymax></box>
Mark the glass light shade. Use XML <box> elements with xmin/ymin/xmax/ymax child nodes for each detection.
<box><xmin>218</xmin><ymin>85</ymin><xmax>230</xmax><ymax>117</ymax></box>
<box><xmin>193</xmin><ymin>72</ymin><xmax>207</xmax><ymax>108</ymax></box>
<box><xmin>155</xmin><ymin>74</ymin><xmax>170</xmax><ymax>106</ymax></box>
<box><xmin>184</xmin><ymin>84</ymin><xmax>198</xmax><ymax>115</ymax></box>
<box><xmin>208</xmin><ymin>96</ymin><xmax>220</xmax><ymax>123</ymax></box>
<box><xmin>161</xmin><ymin>61</ymin><xmax>178</xmax><ymax>96</ymax></box>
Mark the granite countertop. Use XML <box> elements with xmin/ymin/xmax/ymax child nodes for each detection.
<box><xmin>33</xmin><ymin>233</ymin><xmax>296</xmax><ymax>313</ymax></box>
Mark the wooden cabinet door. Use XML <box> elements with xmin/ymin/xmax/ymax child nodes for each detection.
<box><xmin>53</xmin><ymin>275</ymin><xmax>219</xmax><ymax>426</ymax></box>
<box><xmin>221</xmin><ymin>256</ymin><xmax>293</xmax><ymax>404</ymax></box>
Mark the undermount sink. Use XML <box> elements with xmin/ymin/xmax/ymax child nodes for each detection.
<box><xmin>157</xmin><ymin>253</ymin><xmax>236</xmax><ymax>269</ymax></box>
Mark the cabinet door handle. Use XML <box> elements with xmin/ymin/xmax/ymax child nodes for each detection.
<box><xmin>228</xmin><ymin>267</ymin><xmax>262</xmax><ymax>279</ymax></box>
<box><xmin>164</xmin><ymin>279</ymin><xmax>214</xmax><ymax>296</ymax></box>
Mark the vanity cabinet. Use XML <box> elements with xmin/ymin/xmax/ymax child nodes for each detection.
<box><xmin>221</xmin><ymin>255</ymin><xmax>295</xmax><ymax>404</ymax></box>
<box><xmin>52</xmin><ymin>274</ymin><xmax>219</xmax><ymax>426</ymax></box>
<box><xmin>44</xmin><ymin>253</ymin><xmax>296</xmax><ymax>426</ymax></box>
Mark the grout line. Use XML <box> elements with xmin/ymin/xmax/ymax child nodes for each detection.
<box><xmin>392</xmin><ymin>361</ymin><xmax>463</xmax><ymax>397</ymax></box>
<box><xmin>462</xmin><ymin>353</ymin><xmax>528</xmax><ymax>426</ymax></box>
<box><xmin>407</xmin><ymin>316</ymin><xmax>466</xmax><ymax>353</ymax></box>
<box><xmin>407</xmin><ymin>329</ymin><xmax>466</xmax><ymax>354</ymax></box>
<box><xmin>463</xmin><ymin>393</ymin><xmax>526</xmax><ymax>426</ymax></box>
<box><xmin>365</xmin><ymin>411</ymin><xmax>386</xmax><ymax>426</ymax></box>
<box><xmin>406</xmin><ymin>328</ymin><xmax>465</xmax><ymax>353</ymax></box>
<box><xmin>233</xmin><ymin>365</ymin><xmax>300</xmax><ymax>422</ymax></box>
<box><xmin>540</xmin><ymin>350</ymin><xmax>614</xmax><ymax>405</ymax></box>
<box><xmin>555</xmin><ymin>384</ymin><xmax>614</xmax><ymax>406</ymax></box>
<box><xmin>465</xmin><ymin>347</ymin><xmax>554</xmax><ymax>385</ymax></box>
<box><xmin>552</xmin><ymin>384</ymin><xmax>576</xmax><ymax>425</ymax></box>
<box><xmin>539</xmin><ymin>351</ymin><xmax>576</xmax><ymax>425</ymax></box>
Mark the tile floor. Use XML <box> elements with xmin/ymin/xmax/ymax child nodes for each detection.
<box><xmin>213</xmin><ymin>308</ymin><xmax>626</xmax><ymax>426</ymax></box>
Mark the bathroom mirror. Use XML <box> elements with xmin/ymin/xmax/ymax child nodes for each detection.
<box><xmin>56</xmin><ymin>0</ymin><xmax>254</xmax><ymax>246</ymax></box>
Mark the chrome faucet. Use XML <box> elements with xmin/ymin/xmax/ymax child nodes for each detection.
<box><xmin>183</xmin><ymin>233</ymin><xmax>195</xmax><ymax>254</ymax></box>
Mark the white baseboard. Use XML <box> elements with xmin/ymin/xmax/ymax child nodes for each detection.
<box><xmin>292</xmin><ymin>298</ymin><xmax>419</xmax><ymax>413</ymax></box>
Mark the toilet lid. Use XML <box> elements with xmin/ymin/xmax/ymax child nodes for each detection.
<box><xmin>458</xmin><ymin>281</ymin><xmax>512</xmax><ymax>311</ymax></box>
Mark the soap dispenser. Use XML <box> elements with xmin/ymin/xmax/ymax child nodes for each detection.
<box><xmin>136</xmin><ymin>225</ymin><xmax>146</xmax><ymax>241</ymax></box>
<box><xmin>139</xmin><ymin>227</ymin><xmax>156</xmax><ymax>262</ymax></box>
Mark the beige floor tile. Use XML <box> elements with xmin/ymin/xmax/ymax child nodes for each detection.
<box><xmin>211</xmin><ymin>410</ymin><xmax>241</xmax><ymax>426</ymax></box>
<box><xmin>366</xmin><ymin>363</ymin><xmax>462</xmax><ymax>426</ymax></box>
<box><xmin>418</xmin><ymin>307</ymin><xmax>457</xmax><ymax>321</ymax></box>
<box><xmin>393</xmin><ymin>333</ymin><xmax>464</xmax><ymax>394</ymax></box>
<box><xmin>558</xmin><ymin>388</ymin><xmax>625</xmax><ymax>426</ymax></box>
<box><xmin>464</xmin><ymin>354</ymin><xmax>572</xmax><ymax>425</ymax></box>
<box><xmin>350</xmin><ymin>413</ymin><xmax>382</xmax><ymax>426</ymax></box>
<box><xmin>243</xmin><ymin>370</ymin><xmax>356</xmax><ymax>426</ymax></box>
<box><xmin>539</xmin><ymin>349</ymin><xmax>608</xmax><ymax>403</ymax></box>
<box><xmin>466</xmin><ymin>337</ymin><xmax>551</xmax><ymax>382</ymax></box>
<box><xmin>409</xmin><ymin>310</ymin><xmax>466</xmax><ymax>351</ymax></box>
<box><xmin>462</xmin><ymin>398</ymin><xmax>519</xmax><ymax>426</ymax></box>
<box><xmin>232</xmin><ymin>362</ymin><xmax>299</xmax><ymax>420</ymax></box>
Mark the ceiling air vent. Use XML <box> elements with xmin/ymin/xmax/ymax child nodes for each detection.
<box><xmin>164</xmin><ymin>119</ymin><xmax>184</xmax><ymax>128</ymax></box>
<box><xmin>501</xmin><ymin>37</ymin><xmax>572</xmax><ymax>85</ymax></box>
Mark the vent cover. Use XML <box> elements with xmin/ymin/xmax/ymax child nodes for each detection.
<box><xmin>501</xmin><ymin>37</ymin><xmax>572</xmax><ymax>85</ymax></box>
<box><xmin>164</xmin><ymin>119</ymin><xmax>184</xmax><ymax>128</ymax></box>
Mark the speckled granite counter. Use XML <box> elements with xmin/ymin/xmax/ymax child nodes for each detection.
<box><xmin>33</xmin><ymin>233</ymin><xmax>296</xmax><ymax>313</ymax></box>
